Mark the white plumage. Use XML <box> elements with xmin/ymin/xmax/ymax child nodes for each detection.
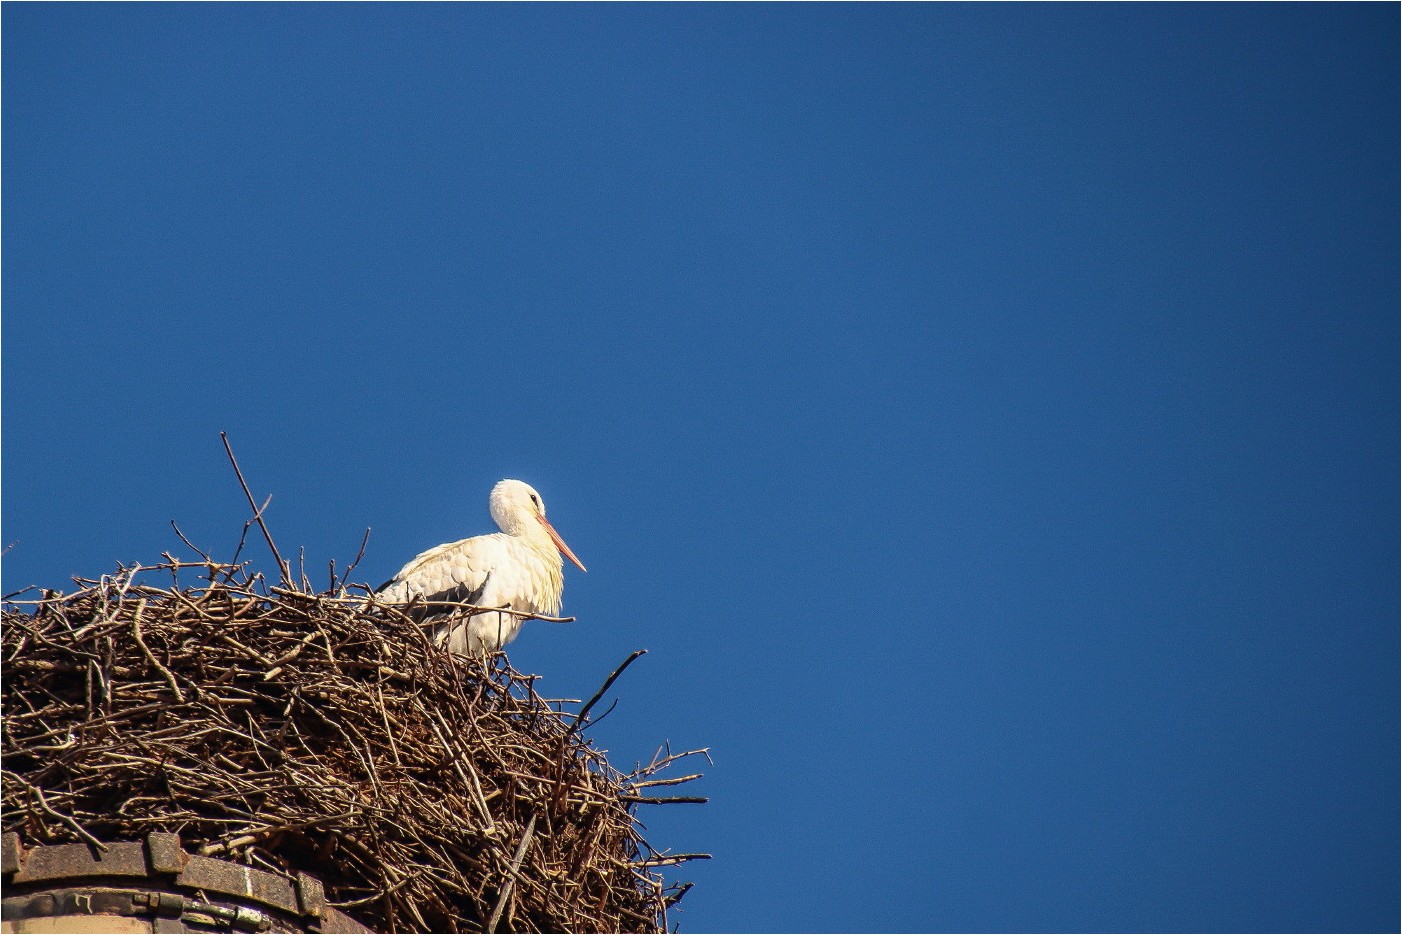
<box><xmin>376</xmin><ymin>479</ymin><xmax>587</xmax><ymax>655</ymax></box>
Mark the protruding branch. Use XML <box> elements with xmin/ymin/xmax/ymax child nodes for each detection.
<box><xmin>220</xmin><ymin>432</ymin><xmax>292</xmax><ymax>588</ymax></box>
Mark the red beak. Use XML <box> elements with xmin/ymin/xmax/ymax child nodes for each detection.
<box><xmin>537</xmin><ymin>514</ymin><xmax>587</xmax><ymax>572</ymax></box>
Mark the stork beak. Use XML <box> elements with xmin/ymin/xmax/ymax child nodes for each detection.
<box><xmin>537</xmin><ymin>514</ymin><xmax>587</xmax><ymax>572</ymax></box>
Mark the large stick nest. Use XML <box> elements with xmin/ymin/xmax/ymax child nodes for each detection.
<box><xmin>1</xmin><ymin>559</ymin><xmax>706</xmax><ymax>933</ymax></box>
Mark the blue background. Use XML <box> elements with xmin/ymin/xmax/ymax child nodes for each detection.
<box><xmin>4</xmin><ymin>4</ymin><xmax>1397</xmax><ymax>932</ymax></box>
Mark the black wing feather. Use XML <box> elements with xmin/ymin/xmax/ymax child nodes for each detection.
<box><xmin>379</xmin><ymin>572</ymin><xmax>492</xmax><ymax>622</ymax></box>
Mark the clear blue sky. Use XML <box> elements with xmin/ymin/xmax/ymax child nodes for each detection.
<box><xmin>4</xmin><ymin>4</ymin><xmax>1397</xmax><ymax>932</ymax></box>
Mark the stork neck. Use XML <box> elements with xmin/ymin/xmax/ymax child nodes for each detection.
<box><xmin>490</xmin><ymin>503</ymin><xmax>541</xmax><ymax>539</ymax></box>
<box><xmin>514</xmin><ymin>526</ymin><xmax>564</xmax><ymax>573</ymax></box>
<box><xmin>511</xmin><ymin>518</ymin><xmax>557</xmax><ymax>554</ymax></box>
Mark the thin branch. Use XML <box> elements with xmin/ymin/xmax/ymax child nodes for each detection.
<box><xmin>5</xmin><ymin>773</ymin><xmax>107</xmax><ymax>853</ymax></box>
<box><xmin>343</xmin><ymin>527</ymin><xmax>372</xmax><ymax>582</ymax></box>
<box><xmin>169</xmin><ymin>521</ymin><xmax>212</xmax><ymax>562</ymax></box>
<box><xmin>220</xmin><ymin>431</ymin><xmax>292</xmax><ymax>588</ymax></box>
<box><xmin>620</xmin><ymin>795</ymin><xmax>709</xmax><ymax>805</ymax></box>
<box><xmin>566</xmin><ymin>649</ymin><xmax>648</xmax><ymax>742</ymax></box>
<box><xmin>354</xmin><ymin>591</ymin><xmax>576</xmax><ymax>623</ymax></box>
<box><xmin>130</xmin><ymin>599</ymin><xmax>184</xmax><ymax>703</ymax></box>
<box><xmin>486</xmin><ymin>813</ymin><xmax>536</xmax><ymax>934</ymax></box>
<box><xmin>630</xmin><ymin>773</ymin><xmax>704</xmax><ymax>789</ymax></box>
<box><xmin>632</xmin><ymin>853</ymin><xmax>712</xmax><ymax>868</ymax></box>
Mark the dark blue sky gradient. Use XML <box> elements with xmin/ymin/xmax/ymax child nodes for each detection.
<box><xmin>4</xmin><ymin>5</ymin><xmax>1397</xmax><ymax>932</ymax></box>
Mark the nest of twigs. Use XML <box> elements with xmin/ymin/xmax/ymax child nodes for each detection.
<box><xmin>1</xmin><ymin>559</ymin><xmax>707</xmax><ymax>933</ymax></box>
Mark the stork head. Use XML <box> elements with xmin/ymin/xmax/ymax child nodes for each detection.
<box><xmin>489</xmin><ymin>479</ymin><xmax>587</xmax><ymax>572</ymax></box>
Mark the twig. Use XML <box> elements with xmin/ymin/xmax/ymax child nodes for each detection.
<box><xmin>343</xmin><ymin>527</ymin><xmax>371</xmax><ymax>582</ymax></box>
<box><xmin>220</xmin><ymin>432</ymin><xmax>292</xmax><ymax>588</ymax></box>
<box><xmin>578</xmin><ymin>697</ymin><xmax>619</xmax><ymax>731</ymax></box>
<box><xmin>130</xmin><ymin>599</ymin><xmax>184</xmax><ymax>702</ymax></box>
<box><xmin>565</xmin><ymin>649</ymin><xmax>647</xmax><ymax>742</ymax></box>
<box><xmin>359</xmin><ymin>591</ymin><xmax>576</xmax><ymax>624</ymax></box>
<box><xmin>632</xmin><ymin>853</ymin><xmax>712</xmax><ymax>868</ymax></box>
<box><xmin>5</xmin><ymin>773</ymin><xmax>107</xmax><ymax>853</ymax></box>
<box><xmin>630</xmin><ymin>747</ymin><xmax>713</xmax><ymax>779</ymax></box>
<box><xmin>620</xmin><ymin>795</ymin><xmax>709</xmax><ymax>805</ymax></box>
<box><xmin>630</xmin><ymin>773</ymin><xmax>704</xmax><ymax>789</ymax></box>
<box><xmin>663</xmin><ymin>881</ymin><xmax>695</xmax><ymax>908</ymax></box>
<box><xmin>486</xmin><ymin>813</ymin><xmax>536</xmax><ymax>934</ymax></box>
<box><xmin>169</xmin><ymin>521</ymin><xmax>212</xmax><ymax>562</ymax></box>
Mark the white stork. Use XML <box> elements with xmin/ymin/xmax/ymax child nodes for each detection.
<box><xmin>376</xmin><ymin>479</ymin><xmax>587</xmax><ymax>655</ymax></box>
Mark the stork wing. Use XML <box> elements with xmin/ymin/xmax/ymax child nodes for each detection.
<box><xmin>375</xmin><ymin>537</ymin><xmax>494</xmax><ymax>616</ymax></box>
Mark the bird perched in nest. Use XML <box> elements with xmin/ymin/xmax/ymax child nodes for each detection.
<box><xmin>376</xmin><ymin>479</ymin><xmax>587</xmax><ymax>655</ymax></box>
